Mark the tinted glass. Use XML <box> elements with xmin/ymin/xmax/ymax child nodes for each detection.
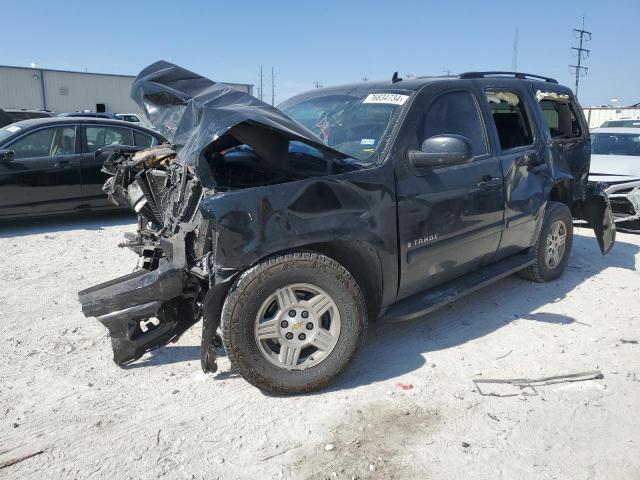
<box><xmin>133</xmin><ymin>130</ymin><xmax>153</xmax><ymax>147</ymax></box>
<box><xmin>592</xmin><ymin>133</ymin><xmax>640</xmax><ymax>156</ymax></box>
<box><xmin>85</xmin><ymin>126</ymin><xmax>134</xmax><ymax>153</ymax></box>
<box><xmin>486</xmin><ymin>90</ymin><xmax>533</xmax><ymax>150</ymax></box>
<box><xmin>539</xmin><ymin>100</ymin><xmax>581</xmax><ymax>138</ymax></box>
<box><xmin>419</xmin><ymin>91</ymin><xmax>488</xmax><ymax>156</ymax></box>
<box><xmin>10</xmin><ymin>127</ymin><xmax>76</xmax><ymax>159</ymax></box>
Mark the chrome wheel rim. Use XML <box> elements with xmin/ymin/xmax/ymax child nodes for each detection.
<box><xmin>254</xmin><ymin>283</ymin><xmax>341</xmax><ymax>370</ymax></box>
<box><xmin>545</xmin><ymin>220</ymin><xmax>567</xmax><ymax>269</ymax></box>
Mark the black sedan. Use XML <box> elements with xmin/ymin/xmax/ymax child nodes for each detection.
<box><xmin>0</xmin><ymin>117</ymin><xmax>165</xmax><ymax>220</ymax></box>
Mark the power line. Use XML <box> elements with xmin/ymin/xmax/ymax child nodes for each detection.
<box><xmin>570</xmin><ymin>16</ymin><xmax>591</xmax><ymax>98</ymax></box>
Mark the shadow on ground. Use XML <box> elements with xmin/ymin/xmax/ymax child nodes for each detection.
<box><xmin>126</xmin><ymin>230</ymin><xmax>639</xmax><ymax>393</ymax></box>
<box><xmin>0</xmin><ymin>211</ymin><xmax>135</xmax><ymax>238</ymax></box>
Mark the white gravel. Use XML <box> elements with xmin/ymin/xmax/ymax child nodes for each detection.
<box><xmin>1</xmin><ymin>214</ymin><xmax>639</xmax><ymax>479</ymax></box>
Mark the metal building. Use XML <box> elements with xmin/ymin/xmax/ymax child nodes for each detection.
<box><xmin>0</xmin><ymin>65</ymin><xmax>253</xmax><ymax>115</ymax></box>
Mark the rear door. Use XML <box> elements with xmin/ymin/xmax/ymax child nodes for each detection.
<box><xmin>79</xmin><ymin>124</ymin><xmax>154</xmax><ymax>207</ymax></box>
<box><xmin>0</xmin><ymin>125</ymin><xmax>83</xmax><ymax>217</ymax></box>
<box><xmin>479</xmin><ymin>84</ymin><xmax>548</xmax><ymax>259</ymax></box>
<box><xmin>395</xmin><ymin>85</ymin><xmax>505</xmax><ymax>298</ymax></box>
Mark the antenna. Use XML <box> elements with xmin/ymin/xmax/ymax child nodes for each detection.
<box><xmin>313</xmin><ymin>81</ymin><xmax>323</xmax><ymax>88</ymax></box>
<box><xmin>271</xmin><ymin>67</ymin><xmax>275</xmax><ymax>106</ymax></box>
<box><xmin>570</xmin><ymin>16</ymin><xmax>591</xmax><ymax>98</ymax></box>
<box><xmin>512</xmin><ymin>28</ymin><xmax>519</xmax><ymax>72</ymax></box>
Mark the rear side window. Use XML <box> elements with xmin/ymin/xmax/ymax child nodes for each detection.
<box><xmin>485</xmin><ymin>90</ymin><xmax>533</xmax><ymax>150</ymax></box>
<box><xmin>537</xmin><ymin>93</ymin><xmax>582</xmax><ymax>138</ymax></box>
<box><xmin>10</xmin><ymin>127</ymin><xmax>76</xmax><ymax>159</ymax></box>
<box><xmin>85</xmin><ymin>126</ymin><xmax>134</xmax><ymax>153</ymax></box>
<box><xmin>419</xmin><ymin>91</ymin><xmax>488</xmax><ymax>156</ymax></box>
<box><xmin>133</xmin><ymin>130</ymin><xmax>153</xmax><ymax>147</ymax></box>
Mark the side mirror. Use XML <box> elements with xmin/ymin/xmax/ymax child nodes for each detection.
<box><xmin>0</xmin><ymin>149</ymin><xmax>15</xmax><ymax>162</ymax></box>
<box><xmin>408</xmin><ymin>134</ymin><xmax>474</xmax><ymax>168</ymax></box>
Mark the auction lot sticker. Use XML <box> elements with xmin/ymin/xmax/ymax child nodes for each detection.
<box><xmin>363</xmin><ymin>93</ymin><xmax>409</xmax><ymax>105</ymax></box>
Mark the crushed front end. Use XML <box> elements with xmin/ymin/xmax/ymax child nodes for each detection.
<box><xmin>78</xmin><ymin>60</ymin><xmax>348</xmax><ymax>371</ymax></box>
<box><xmin>78</xmin><ymin>146</ymin><xmax>214</xmax><ymax>367</ymax></box>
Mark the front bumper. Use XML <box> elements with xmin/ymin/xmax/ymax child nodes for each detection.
<box><xmin>78</xmin><ymin>260</ymin><xmax>199</xmax><ymax>365</ymax></box>
<box><xmin>604</xmin><ymin>180</ymin><xmax>640</xmax><ymax>226</ymax></box>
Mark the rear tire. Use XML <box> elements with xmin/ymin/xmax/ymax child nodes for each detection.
<box><xmin>221</xmin><ymin>252</ymin><xmax>367</xmax><ymax>394</ymax></box>
<box><xmin>519</xmin><ymin>201</ymin><xmax>573</xmax><ymax>283</ymax></box>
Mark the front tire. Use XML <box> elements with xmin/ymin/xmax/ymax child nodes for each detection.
<box><xmin>221</xmin><ymin>252</ymin><xmax>367</xmax><ymax>394</ymax></box>
<box><xmin>519</xmin><ymin>201</ymin><xmax>573</xmax><ymax>282</ymax></box>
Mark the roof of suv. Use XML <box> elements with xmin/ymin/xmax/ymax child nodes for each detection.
<box><xmin>282</xmin><ymin>71</ymin><xmax>571</xmax><ymax>105</ymax></box>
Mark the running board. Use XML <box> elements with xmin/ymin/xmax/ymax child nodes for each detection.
<box><xmin>382</xmin><ymin>254</ymin><xmax>535</xmax><ymax>323</ymax></box>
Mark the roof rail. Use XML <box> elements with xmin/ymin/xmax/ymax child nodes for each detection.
<box><xmin>459</xmin><ymin>71</ymin><xmax>558</xmax><ymax>84</ymax></box>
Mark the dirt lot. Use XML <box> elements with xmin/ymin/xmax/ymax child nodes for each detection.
<box><xmin>1</xmin><ymin>214</ymin><xmax>639</xmax><ymax>479</ymax></box>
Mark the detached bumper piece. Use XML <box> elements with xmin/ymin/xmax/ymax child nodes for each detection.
<box><xmin>78</xmin><ymin>261</ymin><xmax>198</xmax><ymax>366</ymax></box>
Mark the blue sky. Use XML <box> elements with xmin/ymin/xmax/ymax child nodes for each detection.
<box><xmin>3</xmin><ymin>0</ymin><xmax>639</xmax><ymax>106</ymax></box>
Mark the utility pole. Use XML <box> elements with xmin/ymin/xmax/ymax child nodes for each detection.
<box><xmin>362</xmin><ymin>76</ymin><xmax>368</xmax><ymax>82</ymax></box>
<box><xmin>511</xmin><ymin>28</ymin><xmax>519</xmax><ymax>71</ymax></box>
<box><xmin>570</xmin><ymin>17</ymin><xmax>591</xmax><ymax>98</ymax></box>
<box><xmin>271</xmin><ymin>67</ymin><xmax>275</xmax><ymax>106</ymax></box>
<box><xmin>313</xmin><ymin>81</ymin><xmax>323</xmax><ymax>88</ymax></box>
<box><xmin>259</xmin><ymin>66</ymin><xmax>264</xmax><ymax>101</ymax></box>
<box><xmin>442</xmin><ymin>69</ymin><xmax>452</xmax><ymax>76</ymax></box>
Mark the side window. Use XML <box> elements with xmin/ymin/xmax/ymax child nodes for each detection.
<box><xmin>419</xmin><ymin>91</ymin><xmax>488</xmax><ymax>156</ymax></box>
<box><xmin>537</xmin><ymin>95</ymin><xmax>582</xmax><ymax>138</ymax></box>
<box><xmin>485</xmin><ymin>90</ymin><xmax>533</xmax><ymax>150</ymax></box>
<box><xmin>10</xmin><ymin>127</ymin><xmax>76</xmax><ymax>159</ymax></box>
<box><xmin>133</xmin><ymin>130</ymin><xmax>153</xmax><ymax>148</ymax></box>
<box><xmin>85</xmin><ymin>126</ymin><xmax>134</xmax><ymax>153</ymax></box>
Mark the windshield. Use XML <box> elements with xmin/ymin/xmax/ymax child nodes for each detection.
<box><xmin>600</xmin><ymin>120</ymin><xmax>640</xmax><ymax>128</ymax></box>
<box><xmin>592</xmin><ymin>132</ymin><xmax>640</xmax><ymax>156</ymax></box>
<box><xmin>0</xmin><ymin>124</ymin><xmax>22</xmax><ymax>144</ymax></box>
<box><xmin>280</xmin><ymin>91</ymin><xmax>410</xmax><ymax>162</ymax></box>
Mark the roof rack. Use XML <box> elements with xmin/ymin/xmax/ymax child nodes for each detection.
<box><xmin>459</xmin><ymin>71</ymin><xmax>558</xmax><ymax>84</ymax></box>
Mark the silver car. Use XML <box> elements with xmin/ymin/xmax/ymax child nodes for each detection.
<box><xmin>590</xmin><ymin>127</ymin><xmax>640</xmax><ymax>232</ymax></box>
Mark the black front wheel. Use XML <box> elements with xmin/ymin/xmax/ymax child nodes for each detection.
<box><xmin>220</xmin><ymin>252</ymin><xmax>367</xmax><ymax>394</ymax></box>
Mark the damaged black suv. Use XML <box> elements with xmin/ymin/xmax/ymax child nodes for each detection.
<box><xmin>79</xmin><ymin>62</ymin><xmax>615</xmax><ymax>394</ymax></box>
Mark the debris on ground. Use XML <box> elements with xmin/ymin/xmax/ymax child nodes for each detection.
<box><xmin>396</xmin><ymin>383</ymin><xmax>414</xmax><ymax>390</ymax></box>
<box><xmin>620</xmin><ymin>339</ymin><xmax>638</xmax><ymax>344</ymax></box>
<box><xmin>0</xmin><ymin>450</ymin><xmax>44</xmax><ymax>470</ymax></box>
<box><xmin>473</xmin><ymin>371</ymin><xmax>604</xmax><ymax>397</ymax></box>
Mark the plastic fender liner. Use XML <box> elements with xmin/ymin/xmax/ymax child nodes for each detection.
<box><xmin>78</xmin><ymin>260</ymin><xmax>199</xmax><ymax>365</ymax></box>
<box><xmin>581</xmin><ymin>185</ymin><xmax>616</xmax><ymax>255</ymax></box>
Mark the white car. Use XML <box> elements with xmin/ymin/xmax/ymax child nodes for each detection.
<box><xmin>114</xmin><ymin>113</ymin><xmax>140</xmax><ymax>123</ymax></box>
<box><xmin>590</xmin><ymin>127</ymin><xmax>640</xmax><ymax>231</ymax></box>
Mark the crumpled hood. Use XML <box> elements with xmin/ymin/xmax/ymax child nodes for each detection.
<box><xmin>589</xmin><ymin>154</ymin><xmax>640</xmax><ymax>178</ymax></box>
<box><xmin>130</xmin><ymin>61</ymin><xmax>347</xmax><ymax>177</ymax></box>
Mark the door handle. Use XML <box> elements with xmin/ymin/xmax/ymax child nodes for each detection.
<box><xmin>477</xmin><ymin>176</ymin><xmax>502</xmax><ymax>188</ymax></box>
<box><xmin>54</xmin><ymin>160</ymin><xmax>71</xmax><ymax>168</ymax></box>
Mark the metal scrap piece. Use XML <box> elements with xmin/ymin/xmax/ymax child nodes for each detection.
<box><xmin>473</xmin><ymin>371</ymin><xmax>604</xmax><ymax>397</ymax></box>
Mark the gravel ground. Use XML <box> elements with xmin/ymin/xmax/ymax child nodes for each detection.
<box><xmin>1</xmin><ymin>214</ymin><xmax>639</xmax><ymax>480</ymax></box>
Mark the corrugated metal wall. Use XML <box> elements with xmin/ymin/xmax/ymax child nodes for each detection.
<box><xmin>583</xmin><ymin>107</ymin><xmax>640</xmax><ymax>128</ymax></box>
<box><xmin>0</xmin><ymin>67</ymin><xmax>44</xmax><ymax>109</ymax></box>
<box><xmin>0</xmin><ymin>66</ymin><xmax>253</xmax><ymax>115</ymax></box>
